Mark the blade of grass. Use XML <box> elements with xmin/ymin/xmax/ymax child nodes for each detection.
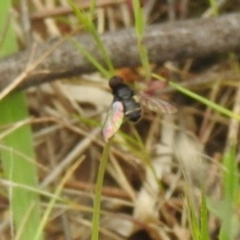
<box><xmin>152</xmin><ymin>74</ymin><xmax>240</xmax><ymax>121</ymax></box>
<box><xmin>91</xmin><ymin>140</ymin><xmax>111</xmax><ymax>240</ymax></box>
<box><xmin>0</xmin><ymin>1</ymin><xmax>43</xmax><ymax>240</ymax></box>
<box><xmin>186</xmin><ymin>195</ymin><xmax>200</xmax><ymax>240</ymax></box>
<box><xmin>89</xmin><ymin>0</ymin><xmax>97</xmax><ymax>18</ymax></box>
<box><xmin>223</xmin><ymin>144</ymin><xmax>238</xmax><ymax>203</ymax></box>
<box><xmin>132</xmin><ymin>0</ymin><xmax>151</xmax><ymax>79</ymax></box>
<box><xmin>188</xmin><ymin>186</ymin><xmax>209</xmax><ymax>240</ymax></box>
<box><xmin>219</xmin><ymin>143</ymin><xmax>238</xmax><ymax>240</ymax></box>
<box><xmin>71</xmin><ymin>38</ymin><xmax>110</xmax><ymax>77</ymax></box>
<box><xmin>68</xmin><ymin>0</ymin><xmax>114</xmax><ymax>77</ymax></box>
<box><xmin>208</xmin><ymin>0</ymin><xmax>218</xmax><ymax>16</ymax></box>
<box><xmin>200</xmin><ymin>187</ymin><xmax>209</xmax><ymax>240</ymax></box>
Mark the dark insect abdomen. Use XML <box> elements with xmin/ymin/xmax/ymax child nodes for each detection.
<box><xmin>122</xmin><ymin>98</ymin><xmax>142</xmax><ymax>122</ymax></box>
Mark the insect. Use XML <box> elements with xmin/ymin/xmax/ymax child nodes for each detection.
<box><xmin>102</xmin><ymin>76</ymin><xmax>177</xmax><ymax>142</ymax></box>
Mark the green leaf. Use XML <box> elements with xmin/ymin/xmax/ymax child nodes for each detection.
<box><xmin>0</xmin><ymin>1</ymin><xmax>43</xmax><ymax>240</ymax></box>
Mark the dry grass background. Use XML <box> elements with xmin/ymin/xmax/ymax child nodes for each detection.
<box><xmin>1</xmin><ymin>0</ymin><xmax>240</xmax><ymax>239</ymax></box>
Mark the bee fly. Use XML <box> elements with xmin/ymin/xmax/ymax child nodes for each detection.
<box><xmin>102</xmin><ymin>76</ymin><xmax>177</xmax><ymax>142</ymax></box>
<box><xmin>109</xmin><ymin>76</ymin><xmax>142</xmax><ymax>122</ymax></box>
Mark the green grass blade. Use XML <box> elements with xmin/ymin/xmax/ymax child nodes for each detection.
<box><xmin>219</xmin><ymin>198</ymin><xmax>232</xmax><ymax>240</ymax></box>
<box><xmin>0</xmin><ymin>1</ymin><xmax>43</xmax><ymax>240</ymax></box>
<box><xmin>219</xmin><ymin>144</ymin><xmax>238</xmax><ymax>240</ymax></box>
<box><xmin>132</xmin><ymin>0</ymin><xmax>144</xmax><ymax>37</ymax></box>
<box><xmin>132</xmin><ymin>0</ymin><xmax>151</xmax><ymax>79</ymax></box>
<box><xmin>152</xmin><ymin>74</ymin><xmax>240</xmax><ymax>121</ymax></box>
<box><xmin>71</xmin><ymin>38</ymin><xmax>110</xmax><ymax>77</ymax></box>
<box><xmin>223</xmin><ymin>144</ymin><xmax>238</xmax><ymax>201</ymax></box>
<box><xmin>89</xmin><ymin>0</ymin><xmax>97</xmax><ymax>18</ymax></box>
<box><xmin>68</xmin><ymin>0</ymin><xmax>114</xmax><ymax>76</ymax></box>
<box><xmin>187</xmin><ymin>195</ymin><xmax>200</xmax><ymax>240</ymax></box>
<box><xmin>200</xmin><ymin>188</ymin><xmax>209</xmax><ymax>240</ymax></box>
<box><xmin>208</xmin><ymin>0</ymin><xmax>218</xmax><ymax>16</ymax></box>
<box><xmin>91</xmin><ymin>141</ymin><xmax>111</xmax><ymax>240</ymax></box>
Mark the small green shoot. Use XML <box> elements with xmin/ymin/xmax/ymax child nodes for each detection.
<box><xmin>132</xmin><ymin>0</ymin><xmax>151</xmax><ymax>79</ymax></box>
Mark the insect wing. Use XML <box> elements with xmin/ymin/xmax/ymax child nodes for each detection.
<box><xmin>102</xmin><ymin>101</ymin><xmax>124</xmax><ymax>142</ymax></box>
<box><xmin>139</xmin><ymin>92</ymin><xmax>177</xmax><ymax>114</ymax></box>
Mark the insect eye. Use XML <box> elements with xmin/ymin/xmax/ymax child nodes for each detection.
<box><xmin>109</xmin><ymin>76</ymin><xmax>124</xmax><ymax>89</ymax></box>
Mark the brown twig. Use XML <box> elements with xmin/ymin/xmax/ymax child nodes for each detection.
<box><xmin>0</xmin><ymin>13</ymin><xmax>240</xmax><ymax>91</ymax></box>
